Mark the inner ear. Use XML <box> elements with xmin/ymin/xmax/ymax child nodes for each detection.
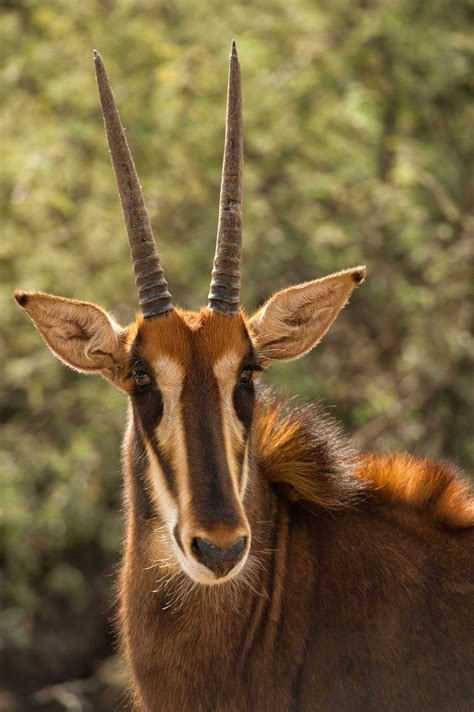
<box><xmin>14</xmin><ymin>290</ymin><xmax>127</xmax><ymax>383</ymax></box>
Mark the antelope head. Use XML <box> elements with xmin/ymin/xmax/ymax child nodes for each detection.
<box><xmin>15</xmin><ymin>43</ymin><xmax>365</xmax><ymax>586</ymax></box>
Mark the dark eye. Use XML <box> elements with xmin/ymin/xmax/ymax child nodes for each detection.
<box><xmin>133</xmin><ymin>370</ymin><xmax>152</xmax><ymax>390</ymax></box>
<box><xmin>238</xmin><ymin>366</ymin><xmax>254</xmax><ymax>385</ymax></box>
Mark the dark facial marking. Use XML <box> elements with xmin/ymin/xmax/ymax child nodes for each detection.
<box><xmin>129</xmin><ymin>422</ymin><xmax>156</xmax><ymax>521</ymax></box>
<box><xmin>182</xmin><ymin>351</ymin><xmax>243</xmax><ymax>529</ymax></box>
<box><xmin>130</xmin><ymin>365</ymin><xmax>164</xmax><ymax>422</ymax></box>
<box><xmin>131</xmin><ymin>389</ymin><xmax>177</xmax><ymax>497</ymax></box>
<box><xmin>233</xmin><ymin>349</ymin><xmax>259</xmax><ymax>435</ymax></box>
<box><xmin>128</xmin><ymin>333</ymin><xmax>176</xmax><ymax>496</ymax></box>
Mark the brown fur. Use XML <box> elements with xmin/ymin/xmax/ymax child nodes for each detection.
<box><xmin>253</xmin><ymin>390</ymin><xmax>363</xmax><ymax>509</ymax></box>
<box><xmin>137</xmin><ymin>309</ymin><xmax>251</xmax><ymax>371</ymax></box>
<box><xmin>119</xmin><ymin>391</ymin><xmax>473</xmax><ymax>712</ymax></box>
<box><xmin>358</xmin><ymin>451</ymin><xmax>474</xmax><ymax>528</ymax></box>
<box><xmin>253</xmin><ymin>392</ymin><xmax>474</xmax><ymax>529</ymax></box>
<box><xmin>14</xmin><ymin>296</ymin><xmax>474</xmax><ymax>710</ymax></box>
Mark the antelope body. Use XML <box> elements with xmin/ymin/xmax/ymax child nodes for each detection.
<box><xmin>15</xmin><ymin>44</ymin><xmax>473</xmax><ymax>712</ymax></box>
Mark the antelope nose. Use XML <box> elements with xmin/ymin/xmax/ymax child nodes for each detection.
<box><xmin>191</xmin><ymin>536</ymin><xmax>246</xmax><ymax>578</ymax></box>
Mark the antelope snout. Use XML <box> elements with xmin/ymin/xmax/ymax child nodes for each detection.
<box><xmin>191</xmin><ymin>536</ymin><xmax>247</xmax><ymax>578</ymax></box>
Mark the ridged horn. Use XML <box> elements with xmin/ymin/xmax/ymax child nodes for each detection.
<box><xmin>93</xmin><ymin>50</ymin><xmax>173</xmax><ymax>318</ymax></box>
<box><xmin>208</xmin><ymin>40</ymin><xmax>243</xmax><ymax>315</ymax></box>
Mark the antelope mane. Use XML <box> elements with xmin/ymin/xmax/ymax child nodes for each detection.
<box><xmin>254</xmin><ymin>389</ymin><xmax>474</xmax><ymax>528</ymax></box>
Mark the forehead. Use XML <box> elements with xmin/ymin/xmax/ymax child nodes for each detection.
<box><xmin>133</xmin><ymin>308</ymin><xmax>252</xmax><ymax>368</ymax></box>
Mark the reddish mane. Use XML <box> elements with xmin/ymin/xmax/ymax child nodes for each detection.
<box><xmin>255</xmin><ymin>390</ymin><xmax>473</xmax><ymax>529</ymax></box>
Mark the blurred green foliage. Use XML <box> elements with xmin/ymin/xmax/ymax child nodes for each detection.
<box><xmin>1</xmin><ymin>0</ymin><xmax>472</xmax><ymax>708</ymax></box>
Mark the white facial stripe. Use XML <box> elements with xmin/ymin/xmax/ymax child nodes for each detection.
<box><xmin>165</xmin><ymin>401</ymin><xmax>193</xmax><ymax>518</ymax></box>
<box><xmin>239</xmin><ymin>442</ymin><xmax>250</xmax><ymax>498</ymax></box>
<box><xmin>153</xmin><ymin>354</ymin><xmax>185</xmax><ymax>390</ymax></box>
<box><xmin>213</xmin><ymin>352</ymin><xmax>246</xmax><ymax>501</ymax></box>
<box><xmin>144</xmin><ymin>439</ymin><xmax>178</xmax><ymax>528</ymax></box>
<box><xmin>149</xmin><ymin>355</ymin><xmax>194</xmax><ymax>530</ymax></box>
<box><xmin>153</xmin><ymin>355</ymin><xmax>185</xmax><ymax>447</ymax></box>
<box><xmin>147</xmin><ymin>355</ymin><xmax>192</xmax><ymax>534</ymax></box>
<box><xmin>213</xmin><ymin>352</ymin><xmax>245</xmax><ymax>443</ymax></box>
<box><xmin>213</xmin><ymin>351</ymin><xmax>241</xmax><ymax>381</ymax></box>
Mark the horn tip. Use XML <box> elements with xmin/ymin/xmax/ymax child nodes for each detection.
<box><xmin>231</xmin><ymin>39</ymin><xmax>237</xmax><ymax>56</ymax></box>
<box><xmin>93</xmin><ymin>49</ymin><xmax>104</xmax><ymax>70</ymax></box>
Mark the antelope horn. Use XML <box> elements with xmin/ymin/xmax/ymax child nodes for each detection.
<box><xmin>94</xmin><ymin>50</ymin><xmax>173</xmax><ymax>318</ymax></box>
<box><xmin>208</xmin><ymin>40</ymin><xmax>243</xmax><ymax>315</ymax></box>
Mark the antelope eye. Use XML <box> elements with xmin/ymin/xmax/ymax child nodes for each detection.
<box><xmin>238</xmin><ymin>366</ymin><xmax>254</xmax><ymax>384</ymax></box>
<box><xmin>133</xmin><ymin>370</ymin><xmax>152</xmax><ymax>389</ymax></box>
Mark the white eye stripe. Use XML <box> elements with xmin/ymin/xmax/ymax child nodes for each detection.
<box><xmin>213</xmin><ymin>351</ymin><xmax>242</xmax><ymax>380</ymax></box>
<box><xmin>214</xmin><ymin>355</ymin><xmax>246</xmax><ymax>444</ymax></box>
<box><xmin>141</xmin><ymin>355</ymin><xmax>194</xmax><ymax>532</ymax></box>
<box><xmin>129</xmin><ymin>356</ymin><xmax>183</xmax><ymax>494</ymax></box>
<box><xmin>239</xmin><ymin>442</ymin><xmax>250</xmax><ymax>498</ymax></box>
<box><xmin>152</xmin><ymin>355</ymin><xmax>185</xmax><ymax>393</ymax></box>
<box><xmin>151</xmin><ymin>355</ymin><xmax>185</xmax><ymax>445</ymax></box>
<box><xmin>213</xmin><ymin>353</ymin><xmax>247</xmax><ymax>502</ymax></box>
<box><xmin>144</xmin><ymin>439</ymin><xmax>178</xmax><ymax>526</ymax></box>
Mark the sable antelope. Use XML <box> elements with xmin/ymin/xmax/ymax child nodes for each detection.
<box><xmin>15</xmin><ymin>43</ymin><xmax>473</xmax><ymax>712</ymax></box>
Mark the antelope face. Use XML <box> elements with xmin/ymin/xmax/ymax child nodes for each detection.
<box><xmin>14</xmin><ymin>43</ymin><xmax>366</xmax><ymax>587</ymax></box>
<box><xmin>126</xmin><ymin>309</ymin><xmax>257</xmax><ymax>583</ymax></box>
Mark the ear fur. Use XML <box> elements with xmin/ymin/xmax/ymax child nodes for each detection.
<box><xmin>249</xmin><ymin>267</ymin><xmax>366</xmax><ymax>363</ymax></box>
<box><xmin>14</xmin><ymin>290</ymin><xmax>126</xmax><ymax>382</ymax></box>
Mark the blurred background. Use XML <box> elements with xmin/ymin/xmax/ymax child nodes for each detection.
<box><xmin>1</xmin><ymin>0</ymin><xmax>472</xmax><ymax>709</ymax></box>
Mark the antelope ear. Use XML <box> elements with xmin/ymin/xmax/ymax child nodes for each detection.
<box><xmin>14</xmin><ymin>291</ymin><xmax>126</xmax><ymax>382</ymax></box>
<box><xmin>249</xmin><ymin>267</ymin><xmax>366</xmax><ymax>363</ymax></box>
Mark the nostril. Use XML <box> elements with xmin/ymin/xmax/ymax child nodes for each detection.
<box><xmin>191</xmin><ymin>537</ymin><xmax>204</xmax><ymax>560</ymax></box>
<box><xmin>191</xmin><ymin>536</ymin><xmax>247</xmax><ymax>577</ymax></box>
<box><xmin>192</xmin><ymin>536</ymin><xmax>246</xmax><ymax>561</ymax></box>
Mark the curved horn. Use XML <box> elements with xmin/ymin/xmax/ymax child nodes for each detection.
<box><xmin>94</xmin><ymin>51</ymin><xmax>173</xmax><ymax>318</ymax></box>
<box><xmin>208</xmin><ymin>40</ymin><xmax>243</xmax><ymax>315</ymax></box>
